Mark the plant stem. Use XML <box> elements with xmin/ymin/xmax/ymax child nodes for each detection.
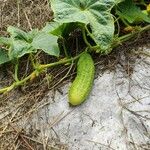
<box><xmin>62</xmin><ymin>38</ymin><xmax>69</xmax><ymax>58</ymax></box>
<box><xmin>82</xmin><ymin>26</ymin><xmax>92</xmax><ymax>48</ymax></box>
<box><xmin>30</xmin><ymin>54</ymin><xmax>36</xmax><ymax>68</ymax></box>
<box><xmin>118</xmin><ymin>24</ymin><xmax>150</xmax><ymax>44</ymax></box>
<box><xmin>14</xmin><ymin>63</ymin><xmax>19</xmax><ymax>82</ymax></box>
<box><xmin>0</xmin><ymin>52</ymin><xmax>84</xmax><ymax>94</ymax></box>
<box><xmin>39</xmin><ymin>52</ymin><xmax>83</xmax><ymax>69</ymax></box>
<box><xmin>0</xmin><ymin>25</ymin><xmax>150</xmax><ymax>94</ymax></box>
<box><xmin>85</xmin><ymin>26</ymin><xmax>95</xmax><ymax>42</ymax></box>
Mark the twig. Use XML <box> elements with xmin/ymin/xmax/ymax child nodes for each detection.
<box><xmin>21</xmin><ymin>134</ymin><xmax>60</xmax><ymax>150</ymax></box>
<box><xmin>86</xmin><ymin>139</ymin><xmax>115</xmax><ymax>150</ymax></box>
<box><xmin>17</xmin><ymin>0</ymin><xmax>20</xmax><ymax>27</ymax></box>
<box><xmin>0</xmin><ymin>108</ymin><xmax>20</xmax><ymax>138</ymax></box>
<box><xmin>24</xmin><ymin>10</ymin><xmax>32</xmax><ymax>30</ymax></box>
<box><xmin>133</xmin><ymin>50</ymin><xmax>150</xmax><ymax>58</ymax></box>
<box><xmin>123</xmin><ymin>106</ymin><xmax>150</xmax><ymax>120</ymax></box>
<box><xmin>48</xmin><ymin>109</ymin><xmax>76</xmax><ymax>128</ymax></box>
<box><xmin>49</xmin><ymin>60</ymin><xmax>74</xmax><ymax>90</ymax></box>
<box><xmin>9</xmin><ymin>124</ymin><xmax>35</xmax><ymax>150</ymax></box>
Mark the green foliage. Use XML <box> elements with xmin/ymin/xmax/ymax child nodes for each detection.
<box><xmin>116</xmin><ymin>0</ymin><xmax>150</xmax><ymax>24</ymax></box>
<box><xmin>0</xmin><ymin>0</ymin><xmax>149</xmax><ymax>63</ymax></box>
<box><xmin>9</xmin><ymin>39</ymin><xmax>35</xmax><ymax>59</ymax></box>
<box><xmin>42</xmin><ymin>22</ymin><xmax>65</xmax><ymax>36</ymax></box>
<box><xmin>0</xmin><ymin>26</ymin><xmax>60</xmax><ymax>60</ymax></box>
<box><xmin>42</xmin><ymin>22</ymin><xmax>83</xmax><ymax>37</ymax></box>
<box><xmin>0</xmin><ymin>37</ymin><xmax>11</xmax><ymax>46</ymax></box>
<box><xmin>0</xmin><ymin>48</ymin><xmax>10</xmax><ymax>65</ymax></box>
<box><xmin>32</xmin><ymin>32</ymin><xmax>59</xmax><ymax>57</ymax></box>
<box><xmin>0</xmin><ymin>0</ymin><xmax>150</xmax><ymax>96</ymax></box>
<box><xmin>7</xmin><ymin>26</ymin><xmax>31</xmax><ymax>42</ymax></box>
<box><xmin>50</xmin><ymin>0</ymin><xmax>122</xmax><ymax>53</ymax></box>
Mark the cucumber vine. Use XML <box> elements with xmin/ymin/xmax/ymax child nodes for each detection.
<box><xmin>0</xmin><ymin>0</ymin><xmax>150</xmax><ymax>97</ymax></box>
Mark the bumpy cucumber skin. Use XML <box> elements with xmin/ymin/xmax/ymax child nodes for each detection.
<box><xmin>69</xmin><ymin>52</ymin><xmax>95</xmax><ymax>106</ymax></box>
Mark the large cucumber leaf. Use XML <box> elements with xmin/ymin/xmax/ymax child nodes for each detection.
<box><xmin>6</xmin><ymin>26</ymin><xmax>60</xmax><ymax>59</ymax></box>
<box><xmin>51</xmin><ymin>0</ymin><xmax>119</xmax><ymax>53</ymax></box>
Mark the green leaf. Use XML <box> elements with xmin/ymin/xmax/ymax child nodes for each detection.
<box><xmin>7</xmin><ymin>26</ymin><xmax>30</xmax><ymax>42</ymax></box>
<box><xmin>51</xmin><ymin>0</ymin><xmax>117</xmax><ymax>53</ymax></box>
<box><xmin>28</xmin><ymin>29</ymin><xmax>39</xmax><ymax>41</ymax></box>
<box><xmin>32</xmin><ymin>32</ymin><xmax>60</xmax><ymax>57</ymax></box>
<box><xmin>9</xmin><ymin>40</ymin><xmax>36</xmax><ymax>59</ymax></box>
<box><xmin>6</xmin><ymin>26</ymin><xmax>60</xmax><ymax>59</ymax></box>
<box><xmin>42</xmin><ymin>22</ymin><xmax>83</xmax><ymax>37</ymax></box>
<box><xmin>42</xmin><ymin>22</ymin><xmax>64</xmax><ymax>36</ymax></box>
<box><xmin>0</xmin><ymin>48</ymin><xmax>10</xmax><ymax>65</ymax></box>
<box><xmin>116</xmin><ymin>0</ymin><xmax>150</xmax><ymax>24</ymax></box>
<box><xmin>0</xmin><ymin>37</ymin><xmax>11</xmax><ymax>46</ymax></box>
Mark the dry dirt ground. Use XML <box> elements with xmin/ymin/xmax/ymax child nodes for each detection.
<box><xmin>0</xmin><ymin>0</ymin><xmax>150</xmax><ymax>150</ymax></box>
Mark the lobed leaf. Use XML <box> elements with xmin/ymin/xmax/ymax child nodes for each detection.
<box><xmin>6</xmin><ymin>26</ymin><xmax>60</xmax><ymax>59</ymax></box>
<box><xmin>51</xmin><ymin>0</ymin><xmax>118</xmax><ymax>53</ymax></box>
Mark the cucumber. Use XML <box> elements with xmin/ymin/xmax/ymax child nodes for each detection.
<box><xmin>68</xmin><ymin>52</ymin><xmax>95</xmax><ymax>106</ymax></box>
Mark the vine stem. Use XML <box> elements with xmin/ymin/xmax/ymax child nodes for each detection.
<box><xmin>62</xmin><ymin>38</ymin><xmax>69</xmax><ymax>58</ymax></box>
<box><xmin>0</xmin><ymin>25</ymin><xmax>150</xmax><ymax>94</ymax></box>
<box><xmin>85</xmin><ymin>26</ymin><xmax>95</xmax><ymax>43</ymax></box>
<box><xmin>82</xmin><ymin>26</ymin><xmax>92</xmax><ymax>48</ymax></box>
<box><xmin>14</xmin><ymin>62</ymin><xmax>19</xmax><ymax>82</ymax></box>
<box><xmin>92</xmin><ymin>25</ymin><xmax>150</xmax><ymax>50</ymax></box>
<box><xmin>0</xmin><ymin>52</ymin><xmax>84</xmax><ymax>94</ymax></box>
<box><xmin>117</xmin><ymin>24</ymin><xmax>150</xmax><ymax>44</ymax></box>
<box><xmin>39</xmin><ymin>52</ymin><xmax>83</xmax><ymax>69</ymax></box>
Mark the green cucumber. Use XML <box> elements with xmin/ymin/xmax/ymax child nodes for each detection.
<box><xmin>68</xmin><ymin>52</ymin><xmax>95</xmax><ymax>106</ymax></box>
